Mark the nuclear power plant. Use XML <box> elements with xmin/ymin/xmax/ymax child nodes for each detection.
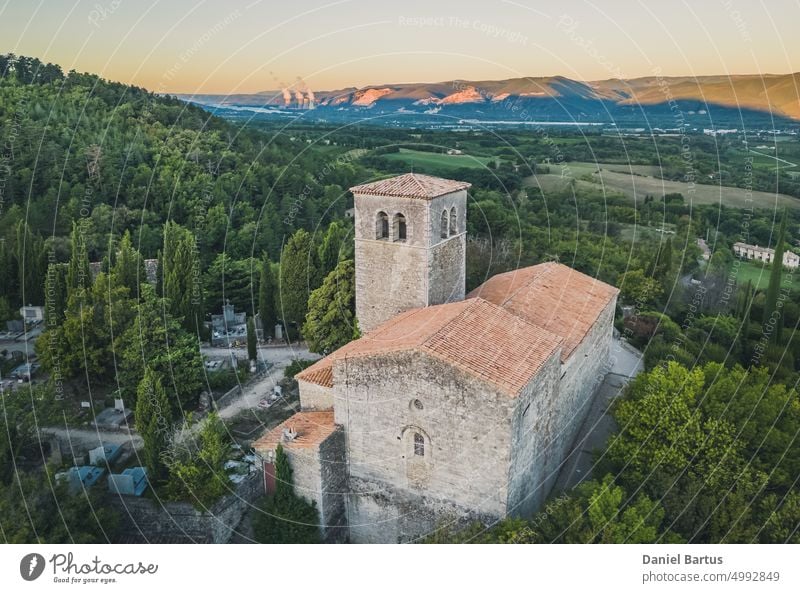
<box><xmin>282</xmin><ymin>84</ymin><xmax>315</xmax><ymax>109</ymax></box>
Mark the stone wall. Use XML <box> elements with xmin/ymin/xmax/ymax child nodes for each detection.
<box><xmin>347</xmin><ymin>476</ymin><xmax>495</xmax><ymax>543</ymax></box>
<box><xmin>428</xmin><ymin>233</ymin><xmax>465</xmax><ymax>305</ymax></box>
<box><xmin>283</xmin><ymin>444</ymin><xmax>322</xmax><ymax>512</ymax></box>
<box><xmin>353</xmin><ymin>194</ymin><xmax>430</xmax><ymax>249</ymax></box>
<box><xmin>353</xmin><ymin>190</ymin><xmax>467</xmax><ymax>332</ymax></box>
<box><xmin>112</xmin><ymin>471</ymin><xmax>263</xmax><ymax>543</ymax></box>
<box><xmin>264</xmin><ymin>427</ymin><xmax>347</xmax><ymax>543</ymax></box>
<box><xmin>354</xmin><ymin>234</ymin><xmax>429</xmax><ymax>332</ymax></box>
<box><xmin>317</xmin><ymin>429</ymin><xmax>347</xmax><ymax>542</ymax></box>
<box><xmin>298</xmin><ymin>379</ymin><xmax>333</xmax><ymax>411</ymax></box>
<box><xmin>530</xmin><ymin>294</ymin><xmax>617</xmax><ymax>501</ymax></box>
<box><xmin>505</xmin><ymin>348</ymin><xmax>563</xmax><ymax>517</ymax></box>
<box><xmin>425</xmin><ymin>190</ymin><xmax>467</xmax><ymax>242</ymax></box>
<box><xmin>333</xmin><ymin>350</ymin><xmax>515</xmax><ymax>543</ymax></box>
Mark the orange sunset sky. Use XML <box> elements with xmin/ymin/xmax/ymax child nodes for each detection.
<box><xmin>1</xmin><ymin>0</ymin><xmax>798</xmax><ymax>94</ymax></box>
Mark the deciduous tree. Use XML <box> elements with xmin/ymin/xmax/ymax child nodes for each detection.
<box><xmin>302</xmin><ymin>259</ymin><xmax>358</xmax><ymax>354</ymax></box>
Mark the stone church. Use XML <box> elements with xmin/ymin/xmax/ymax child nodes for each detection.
<box><xmin>254</xmin><ymin>173</ymin><xmax>618</xmax><ymax>543</ymax></box>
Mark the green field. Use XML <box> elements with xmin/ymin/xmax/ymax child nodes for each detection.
<box><xmin>383</xmin><ymin>148</ymin><xmax>498</xmax><ymax>173</ymax></box>
<box><xmin>525</xmin><ymin>161</ymin><xmax>800</xmax><ymax>210</ymax></box>
<box><xmin>617</xmin><ymin>222</ymin><xmax>677</xmax><ymax>242</ymax></box>
<box><xmin>730</xmin><ymin>259</ymin><xmax>798</xmax><ymax>290</ymax></box>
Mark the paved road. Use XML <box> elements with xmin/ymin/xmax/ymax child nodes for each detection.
<box><xmin>216</xmin><ymin>344</ymin><xmax>318</xmax><ymax>420</ymax></box>
<box><xmin>201</xmin><ymin>342</ymin><xmax>314</xmax><ymax>365</ymax></box>
<box><xmin>37</xmin><ymin>344</ymin><xmax>316</xmax><ymax>454</ymax></box>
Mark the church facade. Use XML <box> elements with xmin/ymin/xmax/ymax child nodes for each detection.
<box><xmin>254</xmin><ymin>173</ymin><xmax>618</xmax><ymax>543</ymax></box>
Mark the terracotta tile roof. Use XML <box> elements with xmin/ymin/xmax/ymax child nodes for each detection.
<box><xmin>252</xmin><ymin>410</ymin><xmax>337</xmax><ymax>452</ymax></box>
<box><xmin>299</xmin><ymin>263</ymin><xmax>615</xmax><ymax>394</ymax></box>
<box><xmin>350</xmin><ymin>173</ymin><xmax>471</xmax><ymax>200</ymax></box>
<box><xmin>466</xmin><ymin>262</ymin><xmax>619</xmax><ymax>360</ymax></box>
<box><xmin>295</xmin><ymin>357</ymin><xmax>333</xmax><ymax>388</ymax></box>
<box><xmin>422</xmin><ymin>300</ymin><xmax>562</xmax><ymax>395</ymax></box>
<box><xmin>326</xmin><ymin>298</ymin><xmax>562</xmax><ymax>396</ymax></box>
<box><xmin>332</xmin><ymin>299</ymin><xmax>475</xmax><ymax>358</ymax></box>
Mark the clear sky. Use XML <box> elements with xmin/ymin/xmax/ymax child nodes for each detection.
<box><xmin>1</xmin><ymin>0</ymin><xmax>797</xmax><ymax>94</ymax></box>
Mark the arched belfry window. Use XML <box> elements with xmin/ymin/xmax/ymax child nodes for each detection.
<box><xmin>449</xmin><ymin>207</ymin><xmax>457</xmax><ymax>236</ymax></box>
<box><xmin>440</xmin><ymin>210</ymin><xmax>448</xmax><ymax>239</ymax></box>
<box><xmin>393</xmin><ymin>213</ymin><xmax>407</xmax><ymax>242</ymax></box>
<box><xmin>376</xmin><ymin>211</ymin><xmax>389</xmax><ymax>239</ymax></box>
<box><xmin>413</xmin><ymin>432</ymin><xmax>425</xmax><ymax>456</ymax></box>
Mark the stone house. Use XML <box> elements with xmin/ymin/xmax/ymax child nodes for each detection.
<box><xmin>253</xmin><ymin>173</ymin><xmax>618</xmax><ymax>543</ymax></box>
<box><xmin>733</xmin><ymin>241</ymin><xmax>800</xmax><ymax>269</ymax></box>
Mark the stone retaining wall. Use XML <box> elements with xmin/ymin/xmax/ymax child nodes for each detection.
<box><xmin>112</xmin><ymin>470</ymin><xmax>263</xmax><ymax>543</ymax></box>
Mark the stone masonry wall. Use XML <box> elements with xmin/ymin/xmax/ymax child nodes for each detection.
<box><xmin>284</xmin><ymin>444</ymin><xmax>322</xmax><ymax>511</ymax></box>
<box><xmin>505</xmin><ymin>349</ymin><xmax>563</xmax><ymax>517</ymax></box>
<box><xmin>112</xmin><ymin>471</ymin><xmax>263</xmax><ymax>543</ymax></box>
<box><xmin>524</xmin><ymin>294</ymin><xmax>617</xmax><ymax>501</ymax></box>
<box><xmin>424</xmin><ymin>190</ymin><xmax>467</xmax><ymax>307</ymax></box>
<box><xmin>333</xmin><ymin>350</ymin><xmax>515</xmax><ymax>542</ymax></box>
<box><xmin>354</xmin><ymin>237</ymin><xmax>428</xmax><ymax>332</ymax></box>
<box><xmin>265</xmin><ymin>428</ymin><xmax>347</xmax><ymax>543</ymax></box>
<box><xmin>299</xmin><ymin>379</ymin><xmax>334</xmax><ymax>411</ymax></box>
<box><xmin>425</xmin><ymin>190</ymin><xmax>467</xmax><ymax>241</ymax></box>
<box><xmin>353</xmin><ymin>190</ymin><xmax>467</xmax><ymax>332</ymax></box>
<box><xmin>428</xmin><ymin>234</ymin><xmax>465</xmax><ymax>305</ymax></box>
<box><xmin>347</xmin><ymin>476</ymin><xmax>496</xmax><ymax>543</ymax></box>
<box><xmin>354</xmin><ymin>194</ymin><xmax>429</xmax><ymax>332</ymax></box>
<box><xmin>317</xmin><ymin>429</ymin><xmax>347</xmax><ymax>543</ymax></box>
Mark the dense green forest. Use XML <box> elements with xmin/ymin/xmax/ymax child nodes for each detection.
<box><xmin>1</xmin><ymin>55</ymin><xmax>799</xmax><ymax>543</ymax></box>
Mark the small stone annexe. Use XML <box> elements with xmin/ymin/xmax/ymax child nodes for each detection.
<box><xmin>254</xmin><ymin>173</ymin><xmax>619</xmax><ymax>543</ymax></box>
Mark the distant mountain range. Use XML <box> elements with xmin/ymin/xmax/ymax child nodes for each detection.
<box><xmin>178</xmin><ymin>74</ymin><xmax>800</xmax><ymax>128</ymax></box>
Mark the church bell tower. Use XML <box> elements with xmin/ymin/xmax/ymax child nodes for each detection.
<box><xmin>350</xmin><ymin>173</ymin><xmax>470</xmax><ymax>333</ymax></box>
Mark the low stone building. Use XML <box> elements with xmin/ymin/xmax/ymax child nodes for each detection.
<box><xmin>733</xmin><ymin>241</ymin><xmax>800</xmax><ymax>268</ymax></box>
<box><xmin>253</xmin><ymin>173</ymin><xmax>618</xmax><ymax>543</ymax></box>
<box><xmin>253</xmin><ymin>411</ymin><xmax>347</xmax><ymax>543</ymax></box>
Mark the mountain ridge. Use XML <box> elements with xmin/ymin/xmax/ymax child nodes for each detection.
<box><xmin>178</xmin><ymin>73</ymin><xmax>800</xmax><ymax>124</ymax></box>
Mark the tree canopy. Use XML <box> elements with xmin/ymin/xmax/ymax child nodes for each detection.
<box><xmin>303</xmin><ymin>259</ymin><xmax>358</xmax><ymax>354</ymax></box>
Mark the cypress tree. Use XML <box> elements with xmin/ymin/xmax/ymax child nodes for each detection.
<box><xmin>258</xmin><ymin>257</ymin><xmax>277</xmax><ymax>336</ymax></box>
<box><xmin>763</xmin><ymin>210</ymin><xmax>787</xmax><ymax>343</ymax></box>
<box><xmin>155</xmin><ymin>249</ymin><xmax>164</xmax><ymax>296</ymax></box>
<box><xmin>44</xmin><ymin>262</ymin><xmax>67</xmax><ymax>326</ymax></box>
<box><xmin>246</xmin><ymin>316</ymin><xmax>257</xmax><ymax>362</ymax></box>
<box><xmin>112</xmin><ymin>230</ymin><xmax>145</xmax><ymax>296</ymax></box>
<box><xmin>318</xmin><ymin>221</ymin><xmax>350</xmax><ymax>278</ymax></box>
<box><xmin>16</xmin><ymin>221</ymin><xmax>46</xmax><ymax>305</ymax></box>
<box><xmin>66</xmin><ymin>220</ymin><xmax>91</xmax><ymax>297</ymax></box>
<box><xmin>162</xmin><ymin>221</ymin><xmax>202</xmax><ymax>334</ymax></box>
<box><xmin>134</xmin><ymin>367</ymin><xmax>171</xmax><ymax>482</ymax></box>
<box><xmin>279</xmin><ymin>229</ymin><xmax>319</xmax><ymax>329</ymax></box>
<box><xmin>651</xmin><ymin>237</ymin><xmax>673</xmax><ymax>282</ymax></box>
<box><xmin>661</xmin><ymin>238</ymin><xmax>673</xmax><ymax>279</ymax></box>
<box><xmin>0</xmin><ymin>238</ymin><xmax>19</xmax><ymax>306</ymax></box>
